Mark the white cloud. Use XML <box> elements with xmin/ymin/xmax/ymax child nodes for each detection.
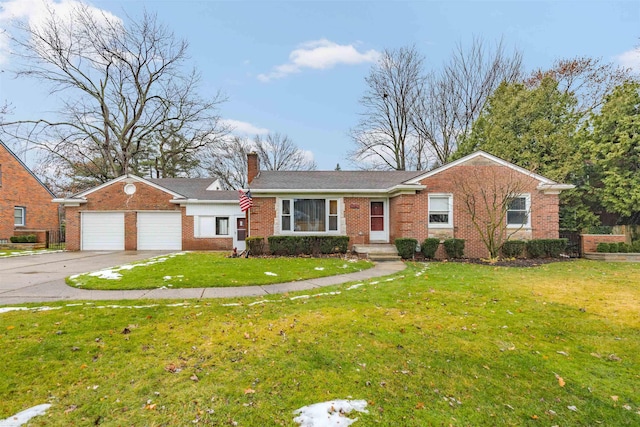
<box><xmin>616</xmin><ymin>48</ymin><xmax>640</xmax><ymax>72</ymax></box>
<box><xmin>221</xmin><ymin>119</ymin><xmax>270</xmax><ymax>136</ymax></box>
<box><xmin>0</xmin><ymin>0</ymin><xmax>121</xmax><ymax>65</ymax></box>
<box><xmin>258</xmin><ymin>39</ymin><xmax>380</xmax><ymax>82</ymax></box>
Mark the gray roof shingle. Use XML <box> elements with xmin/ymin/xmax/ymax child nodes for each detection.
<box><xmin>148</xmin><ymin>178</ymin><xmax>238</xmax><ymax>201</ymax></box>
<box><xmin>249</xmin><ymin>170</ymin><xmax>425</xmax><ymax>190</ymax></box>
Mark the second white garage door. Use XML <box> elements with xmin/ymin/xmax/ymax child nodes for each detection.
<box><xmin>137</xmin><ymin>212</ymin><xmax>182</xmax><ymax>250</ymax></box>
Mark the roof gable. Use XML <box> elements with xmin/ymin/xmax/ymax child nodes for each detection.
<box><xmin>0</xmin><ymin>141</ymin><xmax>56</xmax><ymax>197</ymax></box>
<box><xmin>406</xmin><ymin>151</ymin><xmax>557</xmax><ymax>185</ymax></box>
<box><xmin>72</xmin><ymin>175</ymin><xmax>186</xmax><ymax>199</ymax></box>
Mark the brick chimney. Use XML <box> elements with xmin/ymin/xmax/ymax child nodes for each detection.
<box><xmin>247</xmin><ymin>152</ymin><xmax>259</xmax><ymax>185</ymax></box>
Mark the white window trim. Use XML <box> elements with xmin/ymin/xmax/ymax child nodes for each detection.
<box><xmin>194</xmin><ymin>215</ymin><xmax>231</xmax><ymax>238</ymax></box>
<box><xmin>14</xmin><ymin>206</ymin><xmax>26</xmax><ymax>227</ymax></box>
<box><xmin>428</xmin><ymin>193</ymin><xmax>453</xmax><ymax>229</ymax></box>
<box><xmin>278</xmin><ymin>197</ymin><xmax>342</xmax><ymax>234</ymax></box>
<box><xmin>506</xmin><ymin>194</ymin><xmax>531</xmax><ymax>229</ymax></box>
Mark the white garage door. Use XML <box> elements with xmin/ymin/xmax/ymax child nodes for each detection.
<box><xmin>137</xmin><ymin>212</ymin><xmax>182</xmax><ymax>250</ymax></box>
<box><xmin>82</xmin><ymin>212</ymin><xmax>125</xmax><ymax>250</ymax></box>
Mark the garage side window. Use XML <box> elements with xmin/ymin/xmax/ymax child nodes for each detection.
<box><xmin>14</xmin><ymin>206</ymin><xmax>26</xmax><ymax>226</ymax></box>
<box><xmin>196</xmin><ymin>216</ymin><xmax>230</xmax><ymax>237</ymax></box>
<box><xmin>428</xmin><ymin>194</ymin><xmax>452</xmax><ymax>228</ymax></box>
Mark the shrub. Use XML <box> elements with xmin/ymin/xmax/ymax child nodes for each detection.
<box><xmin>632</xmin><ymin>240</ymin><xmax>640</xmax><ymax>253</ymax></box>
<box><xmin>245</xmin><ymin>237</ymin><xmax>264</xmax><ymax>256</ymax></box>
<box><xmin>596</xmin><ymin>242</ymin><xmax>610</xmax><ymax>253</ymax></box>
<box><xmin>526</xmin><ymin>239</ymin><xmax>568</xmax><ymax>258</ymax></box>
<box><xmin>10</xmin><ymin>234</ymin><xmax>37</xmax><ymax>243</ymax></box>
<box><xmin>395</xmin><ymin>238</ymin><xmax>417</xmax><ymax>260</ymax></box>
<box><xmin>421</xmin><ymin>238</ymin><xmax>440</xmax><ymax>259</ymax></box>
<box><xmin>617</xmin><ymin>242</ymin><xmax>630</xmax><ymax>253</ymax></box>
<box><xmin>443</xmin><ymin>238</ymin><xmax>464</xmax><ymax>258</ymax></box>
<box><xmin>266</xmin><ymin>236</ymin><xmax>349</xmax><ymax>256</ymax></box>
<box><xmin>586</xmin><ymin>225</ymin><xmax>613</xmax><ymax>234</ymax></box>
<box><xmin>526</xmin><ymin>240</ymin><xmax>546</xmax><ymax>258</ymax></box>
<box><xmin>545</xmin><ymin>238</ymin><xmax>568</xmax><ymax>258</ymax></box>
<box><xmin>607</xmin><ymin>243</ymin><xmax>619</xmax><ymax>253</ymax></box>
<box><xmin>502</xmin><ymin>240</ymin><xmax>526</xmax><ymax>258</ymax></box>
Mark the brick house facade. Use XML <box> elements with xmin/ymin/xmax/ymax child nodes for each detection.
<box><xmin>0</xmin><ymin>141</ymin><xmax>59</xmax><ymax>242</ymax></box>
<box><xmin>247</xmin><ymin>151</ymin><xmax>573</xmax><ymax>259</ymax></box>
<box><xmin>55</xmin><ymin>176</ymin><xmax>245</xmax><ymax>251</ymax></box>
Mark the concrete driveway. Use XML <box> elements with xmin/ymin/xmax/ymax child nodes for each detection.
<box><xmin>0</xmin><ymin>251</ymin><xmax>407</xmax><ymax>306</ymax></box>
<box><xmin>0</xmin><ymin>251</ymin><xmax>173</xmax><ymax>305</ymax></box>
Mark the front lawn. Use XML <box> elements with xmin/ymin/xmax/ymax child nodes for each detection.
<box><xmin>67</xmin><ymin>251</ymin><xmax>373</xmax><ymax>290</ymax></box>
<box><xmin>1</xmin><ymin>260</ymin><xmax>639</xmax><ymax>426</ymax></box>
<box><xmin>0</xmin><ymin>248</ymin><xmax>62</xmax><ymax>258</ymax></box>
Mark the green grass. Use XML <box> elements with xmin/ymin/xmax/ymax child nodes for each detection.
<box><xmin>0</xmin><ymin>248</ymin><xmax>60</xmax><ymax>258</ymax></box>
<box><xmin>1</xmin><ymin>260</ymin><xmax>639</xmax><ymax>426</ymax></box>
<box><xmin>67</xmin><ymin>251</ymin><xmax>373</xmax><ymax>290</ymax></box>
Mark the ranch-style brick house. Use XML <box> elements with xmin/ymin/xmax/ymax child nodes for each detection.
<box><xmin>0</xmin><ymin>141</ymin><xmax>59</xmax><ymax>243</ymax></box>
<box><xmin>246</xmin><ymin>151</ymin><xmax>573</xmax><ymax>259</ymax></box>
<box><xmin>55</xmin><ymin>150</ymin><xmax>573</xmax><ymax>258</ymax></box>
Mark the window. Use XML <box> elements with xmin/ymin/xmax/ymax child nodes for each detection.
<box><xmin>14</xmin><ymin>207</ymin><xmax>26</xmax><ymax>226</ymax></box>
<box><xmin>195</xmin><ymin>216</ymin><xmax>230</xmax><ymax>237</ymax></box>
<box><xmin>428</xmin><ymin>194</ymin><xmax>452</xmax><ymax>227</ymax></box>
<box><xmin>215</xmin><ymin>217</ymin><xmax>229</xmax><ymax>236</ymax></box>
<box><xmin>507</xmin><ymin>195</ymin><xmax>530</xmax><ymax>227</ymax></box>
<box><xmin>281</xmin><ymin>198</ymin><xmax>340</xmax><ymax>233</ymax></box>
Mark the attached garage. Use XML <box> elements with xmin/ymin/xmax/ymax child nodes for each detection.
<box><xmin>81</xmin><ymin>212</ymin><xmax>125</xmax><ymax>250</ymax></box>
<box><xmin>137</xmin><ymin>211</ymin><xmax>182</xmax><ymax>250</ymax></box>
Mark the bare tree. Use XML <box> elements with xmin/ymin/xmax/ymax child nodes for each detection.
<box><xmin>453</xmin><ymin>166</ymin><xmax>530</xmax><ymax>259</ymax></box>
<box><xmin>412</xmin><ymin>37</ymin><xmax>523</xmax><ymax>166</ymax></box>
<box><xmin>201</xmin><ymin>132</ymin><xmax>316</xmax><ymax>189</ymax></box>
<box><xmin>200</xmin><ymin>136</ymin><xmax>252</xmax><ymax>190</ymax></box>
<box><xmin>0</xmin><ymin>2</ymin><xmax>227</xmax><ymax>190</ymax></box>
<box><xmin>254</xmin><ymin>132</ymin><xmax>317</xmax><ymax>171</ymax></box>
<box><xmin>526</xmin><ymin>56</ymin><xmax>636</xmax><ymax>117</ymax></box>
<box><xmin>349</xmin><ymin>46</ymin><xmax>425</xmax><ymax>170</ymax></box>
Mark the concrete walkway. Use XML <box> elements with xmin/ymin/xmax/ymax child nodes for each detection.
<box><xmin>0</xmin><ymin>251</ymin><xmax>406</xmax><ymax>305</ymax></box>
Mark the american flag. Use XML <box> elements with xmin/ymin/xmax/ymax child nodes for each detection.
<box><xmin>238</xmin><ymin>189</ymin><xmax>253</xmax><ymax>212</ymax></box>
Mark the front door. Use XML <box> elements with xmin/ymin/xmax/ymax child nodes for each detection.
<box><xmin>235</xmin><ymin>217</ymin><xmax>247</xmax><ymax>251</ymax></box>
<box><xmin>370</xmin><ymin>200</ymin><xmax>388</xmax><ymax>242</ymax></box>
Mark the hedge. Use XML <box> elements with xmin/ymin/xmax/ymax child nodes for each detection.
<box><xmin>266</xmin><ymin>236</ymin><xmax>349</xmax><ymax>256</ymax></box>
<box><xmin>596</xmin><ymin>241</ymin><xmax>640</xmax><ymax>253</ymax></box>
<box><xmin>502</xmin><ymin>240</ymin><xmax>526</xmax><ymax>258</ymax></box>
<box><xmin>443</xmin><ymin>238</ymin><xmax>465</xmax><ymax>258</ymax></box>
<box><xmin>526</xmin><ymin>239</ymin><xmax>568</xmax><ymax>258</ymax></box>
<box><xmin>421</xmin><ymin>238</ymin><xmax>440</xmax><ymax>259</ymax></box>
<box><xmin>10</xmin><ymin>234</ymin><xmax>37</xmax><ymax>243</ymax></box>
<box><xmin>395</xmin><ymin>238</ymin><xmax>417</xmax><ymax>260</ymax></box>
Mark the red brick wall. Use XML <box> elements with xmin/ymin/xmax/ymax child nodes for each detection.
<box><xmin>0</xmin><ymin>144</ymin><xmax>58</xmax><ymax>240</ymax></box>
<box><xmin>65</xmin><ymin>180</ymin><xmax>180</xmax><ymax>251</ymax></box>
<box><xmin>581</xmin><ymin>234</ymin><xmax>626</xmax><ymax>253</ymax></box>
<box><xmin>247</xmin><ymin>197</ymin><xmax>276</xmax><ymax>251</ymax></box>
<box><xmin>181</xmin><ymin>210</ymin><xmax>233</xmax><ymax>250</ymax></box>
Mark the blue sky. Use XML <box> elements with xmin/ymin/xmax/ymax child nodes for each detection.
<box><xmin>1</xmin><ymin>0</ymin><xmax>639</xmax><ymax>171</ymax></box>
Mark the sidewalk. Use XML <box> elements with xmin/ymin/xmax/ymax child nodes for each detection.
<box><xmin>0</xmin><ymin>261</ymin><xmax>407</xmax><ymax>305</ymax></box>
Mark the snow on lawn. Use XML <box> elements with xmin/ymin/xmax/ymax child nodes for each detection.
<box><xmin>293</xmin><ymin>399</ymin><xmax>368</xmax><ymax>426</ymax></box>
<box><xmin>0</xmin><ymin>306</ymin><xmax>61</xmax><ymax>314</ymax></box>
<box><xmin>0</xmin><ymin>404</ymin><xmax>51</xmax><ymax>427</ymax></box>
<box><xmin>264</xmin><ymin>272</ymin><xmax>278</xmax><ymax>276</ymax></box>
<box><xmin>69</xmin><ymin>253</ymin><xmax>187</xmax><ymax>283</ymax></box>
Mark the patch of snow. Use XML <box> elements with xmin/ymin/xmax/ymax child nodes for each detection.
<box><xmin>88</xmin><ymin>270</ymin><xmax>122</xmax><ymax>280</ymax></box>
<box><xmin>163</xmin><ymin>276</ymin><xmax>172</xmax><ymax>280</ymax></box>
<box><xmin>293</xmin><ymin>399</ymin><xmax>368</xmax><ymax>427</ymax></box>
<box><xmin>0</xmin><ymin>403</ymin><xmax>51</xmax><ymax>426</ymax></box>
<box><xmin>346</xmin><ymin>284</ymin><xmax>364</xmax><ymax>290</ymax></box>
<box><xmin>369</xmin><ymin>281</ymin><xmax>379</xmax><ymax>285</ymax></box>
<box><xmin>290</xmin><ymin>295</ymin><xmax>310</xmax><ymax>301</ymax></box>
<box><xmin>314</xmin><ymin>267</ymin><xmax>325</xmax><ymax>271</ymax></box>
<box><xmin>264</xmin><ymin>272</ymin><xmax>278</xmax><ymax>276</ymax></box>
<box><xmin>0</xmin><ymin>306</ymin><xmax>61</xmax><ymax>314</ymax></box>
<box><xmin>248</xmin><ymin>299</ymin><xmax>273</xmax><ymax>306</ymax></box>
<box><xmin>316</xmin><ymin>292</ymin><xmax>341</xmax><ymax>297</ymax></box>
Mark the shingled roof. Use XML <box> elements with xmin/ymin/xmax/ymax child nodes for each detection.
<box><xmin>250</xmin><ymin>170</ymin><xmax>424</xmax><ymax>191</ymax></box>
<box><xmin>148</xmin><ymin>178</ymin><xmax>238</xmax><ymax>201</ymax></box>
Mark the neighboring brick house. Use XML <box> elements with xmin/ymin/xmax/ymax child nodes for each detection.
<box><xmin>247</xmin><ymin>151</ymin><xmax>574</xmax><ymax>259</ymax></box>
<box><xmin>0</xmin><ymin>141</ymin><xmax>59</xmax><ymax>243</ymax></box>
<box><xmin>54</xmin><ymin>176</ymin><xmax>246</xmax><ymax>251</ymax></box>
